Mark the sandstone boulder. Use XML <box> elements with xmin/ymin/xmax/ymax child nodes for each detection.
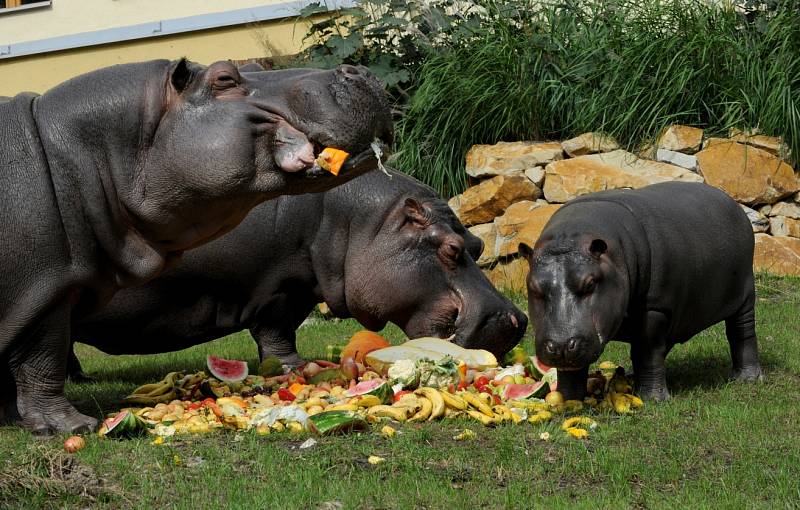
<box><xmin>730</xmin><ymin>128</ymin><xmax>791</xmax><ymax>160</ymax></box>
<box><xmin>524</xmin><ymin>166</ymin><xmax>545</xmax><ymax>188</ymax></box>
<box><xmin>561</xmin><ymin>132</ymin><xmax>619</xmax><ymax>158</ymax></box>
<box><xmin>467</xmin><ymin>222</ymin><xmax>499</xmax><ymax>266</ymax></box>
<box><xmin>494</xmin><ymin>201</ymin><xmax>562</xmax><ymax>257</ymax></box>
<box><xmin>753</xmin><ymin>234</ymin><xmax>800</xmax><ymax>276</ymax></box>
<box><xmin>655</xmin><ymin>148</ymin><xmax>698</xmax><ymax>172</ymax></box>
<box><xmin>657</xmin><ymin>125</ymin><xmax>703</xmax><ymax>153</ymax></box>
<box><xmin>769</xmin><ymin>216</ymin><xmax>800</xmax><ymax>238</ymax></box>
<box><xmin>768</xmin><ymin>201</ymin><xmax>800</xmax><ymax>219</ymax></box>
<box><xmin>465</xmin><ymin>141</ymin><xmax>563</xmax><ymax>179</ymax></box>
<box><xmin>448</xmin><ymin>175</ymin><xmax>541</xmax><ymax>226</ymax></box>
<box><xmin>485</xmin><ymin>257</ymin><xmax>529</xmax><ymax>294</ymax></box>
<box><xmin>695</xmin><ymin>141</ymin><xmax>798</xmax><ymax>205</ymax></box>
<box><xmin>542</xmin><ymin>149</ymin><xmax>703</xmax><ymax>203</ymax></box>
<box><xmin>740</xmin><ymin>204</ymin><xmax>770</xmax><ymax>233</ymax></box>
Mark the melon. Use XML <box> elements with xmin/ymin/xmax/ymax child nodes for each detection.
<box><xmin>98</xmin><ymin>410</ymin><xmax>148</xmax><ymax>438</ymax></box>
<box><xmin>258</xmin><ymin>355</ymin><xmax>284</xmax><ymax>377</ymax></box>
<box><xmin>344</xmin><ymin>379</ymin><xmax>393</xmax><ymax>404</ymax></box>
<box><xmin>365</xmin><ymin>337</ymin><xmax>498</xmax><ymax>373</ymax></box>
<box><xmin>502</xmin><ymin>381</ymin><xmax>549</xmax><ymax>401</ymax></box>
<box><xmin>341</xmin><ymin>331</ymin><xmax>391</xmax><ymax>364</ymax></box>
<box><xmin>207</xmin><ymin>355</ymin><xmax>248</xmax><ymax>383</ymax></box>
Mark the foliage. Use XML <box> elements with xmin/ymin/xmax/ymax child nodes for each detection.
<box><xmin>286</xmin><ymin>1</ymin><xmax>800</xmax><ymax>197</ymax></box>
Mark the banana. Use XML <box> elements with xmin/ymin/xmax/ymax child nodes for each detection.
<box><xmin>128</xmin><ymin>381</ymin><xmax>167</xmax><ymax>396</ymax></box>
<box><xmin>444</xmin><ymin>407</ymin><xmax>463</xmax><ymax>419</ymax></box>
<box><xmin>350</xmin><ymin>395</ymin><xmax>382</xmax><ymax>408</ymax></box>
<box><xmin>367</xmin><ymin>405</ymin><xmax>408</xmax><ymax>422</ymax></box>
<box><xmin>415</xmin><ymin>388</ymin><xmax>445</xmax><ymax>421</ymax></box>
<box><xmin>325</xmin><ymin>404</ymin><xmax>360</xmax><ymax>412</ymax></box>
<box><xmin>461</xmin><ymin>392</ymin><xmax>495</xmax><ymax>418</ymax></box>
<box><xmin>492</xmin><ymin>405</ymin><xmax>513</xmax><ymax>423</ymax></box>
<box><xmin>439</xmin><ymin>390</ymin><xmax>467</xmax><ymax>411</ymax></box>
<box><xmin>477</xmin><ymin>392</ymin><xmax>493</xmax><ymax>407</ymax></box>
<box><xmin>123</xmin><ymin>389</ymin><xmax>177</xmax><ymax>406</ymax></box>
<box><xmin>466</xmin><ymin>409</ymin><xmax>495</xmax><ymax>426</ymax></box>
<box><xmin>508</xmin><ymin>401</ymin><xmax>550</xmax><ymax>412</ymax></box>
<box><xmin>626</xmin><ymin>394</ymin><xmax>644</xmax><ymax>408</ymax></box>
<box><xmin>409</xmin><ymin>396</ymin><xmax>433</xmax><ymax>421</ymax></box>
<box><xmin>528</xmin><ymin>410</ymin><xmax>553</xmax><ymax>424</ymax></box>
<box><xmin>561</xmin><ymin>416</ymin><xmax>597</xmax><ymax>430</ymax></box>
<box><xmin>395</xmin><ymin>393</ymin><xmax>422</xmax><ymax>412</ymax></box>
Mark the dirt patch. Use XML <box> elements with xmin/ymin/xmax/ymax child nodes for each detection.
<box><xmin>0</xmin><ymin>443</ymin><xmax>130</xmax><ymax>507</ymax></box>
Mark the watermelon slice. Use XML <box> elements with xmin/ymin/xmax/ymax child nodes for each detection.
<box><xmin>98</xmin><ymin>410</ymin><xmax>149</xmax><ymax>439</ymax></box>
<box><xmin>207</xmin><ymin>355</ymin><xmax>248</xmax><ymax>383</ymax></box>
<box><xmin>502</xmin><ymin>381</ymin><xmax>549</xmax><ymax>400</ymax></box>
<box><xmin>344</xmin><ymin>379</ymin><xmax>393</xmax><ymax>404</ymax></box>
<box><xmin>530</xmin><ymin>356</ymin><xmax>553</xmax><ymax>379</ymax></box>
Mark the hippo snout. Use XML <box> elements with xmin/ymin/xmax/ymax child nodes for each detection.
<box><xmin>538</xmin><ymin>336</ymin><xmax>596</xmax><ymax>369</ymax></box>
<box><xmin>459</xmin><ymin>307</ymin><xmax>528</xmax><ymax>358</ymax></box>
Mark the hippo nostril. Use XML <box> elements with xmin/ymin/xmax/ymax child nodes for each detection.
<box><xmin>544</xmin><ymin>341</ymin><xmax>559</xmax><ymax>356</ymax></box>
<box><xmin>566</xmin><ymin>338</ymin><xmax>579</xmax><ymax>353</ymax></box>
<box><xmin>508</xmin><ymin>312</ymin><xmax>518</xmax><ymax>329</ymax></box>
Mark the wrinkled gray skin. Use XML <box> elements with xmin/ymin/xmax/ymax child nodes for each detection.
<box><xmin>68</xmin><ymin>170</ymin><xmax>527</xmax><ymax>375</ymax></box>
<box><xmin>0</xmin><ymin>58</ymin><xmax>392</xmax><ymax>434</ymax></box>
<box><xmin>519</xmin><ymin>182</ymin><xmax>761</xmax><ymax>401</ymax></box>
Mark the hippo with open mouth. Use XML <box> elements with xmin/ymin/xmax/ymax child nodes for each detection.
<box><xmin>0</xmin><ymin>58</ymin><xmax>392</xmax><ymax>434</ymax></box>
<box><xmin>68</xmin><ymin>169</ymin><xmax>527</xmax><ymax>375</ymax></box>
<box><xmin>519</xmin><ymin>182</ymin><xmax>762</xmax><ymax>401</ymax></box>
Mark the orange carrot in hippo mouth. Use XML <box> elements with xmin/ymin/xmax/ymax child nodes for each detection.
<box><xmin>316</xmin><ymin>147</ymin><xmax>350</xmax><ymax>176</ymax></box>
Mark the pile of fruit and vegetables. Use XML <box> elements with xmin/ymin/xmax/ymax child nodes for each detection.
<box><xmin>96</xmin><ymin>331</ymin><xmax>643</xmax><ymax>442</ymax></box>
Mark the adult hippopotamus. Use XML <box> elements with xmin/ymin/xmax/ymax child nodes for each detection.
<box><xmin>519</xmin><ymin>182</ymin><xmax>762</xmax><ymax>401</ymax></box>
<box><xmin>0</xmin><ymin>58</ymin><xmax>392</xmax><ymax>434</ymax></box>
<box><xmin>68</xmin><ymin>170</ymin><xmax>527</xmax><ymax>376</ymax></box>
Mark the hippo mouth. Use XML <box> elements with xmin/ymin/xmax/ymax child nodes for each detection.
<box><xmin>302</xmin><ymin>139</ymin><xmax>391</xmax><ymax>180</ymax></box>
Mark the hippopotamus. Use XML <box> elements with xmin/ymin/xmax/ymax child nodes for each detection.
<box><xmin>519</xmin><ymin>181</ymin><xmax>762</xmax><ymax>401</ymax></box>
<box><xmin>0</xmin><ymin>58</ymin><xmax>392</xmax><ymax>434</ymax></box>
<box><xmin>67</xmin><ymin>170</ymin><xmax>527</xmax><ymax>376</ymax></box>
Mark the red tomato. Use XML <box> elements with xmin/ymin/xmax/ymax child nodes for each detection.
<box><xmin>457</xmin><ymin>381</ymin><xmax>469</xmax><ymax>391</ymax></box>
<box><xmin>277</xmin><ymin>388</ymin><xmax>296</xmax><ymax>401</ymax></box>
<box><xmin>185</xmin><ymin>402</ymin><xmax>203</xmax><ymax>411</ymax></box>
<box><xmin>492</xmin><ymin>394</ymin><xmax>502</xmax><ymax>405</ymax></box>
<box><xmin>474</xmin><ymin>376</ymin><xmax>490</xmax><ymax>389</ymax></box>
<box><xmin>475</xmin><ymin>384</ymin><xmax>490</xmax><ymax>394</ymax></box>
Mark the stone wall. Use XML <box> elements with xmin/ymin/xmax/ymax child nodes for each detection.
<box><xmin>446</xmin><ymin>126</ymin><xmax>800</xmax><ymax>291</ymax></box>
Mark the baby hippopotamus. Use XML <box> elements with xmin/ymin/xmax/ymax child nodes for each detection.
<box><xmin>519</xmin><ymin>181</ymin><xmax>762</xmax><ymax>401</ymax></box>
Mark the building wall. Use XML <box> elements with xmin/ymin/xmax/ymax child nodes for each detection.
<box><xmin>0</xmin><ymin>0</ymin><xmax>333</xmax><ymax>96</ymax></box>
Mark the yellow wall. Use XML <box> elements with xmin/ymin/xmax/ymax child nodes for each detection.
<box><xmin>0</xmin><ymin>0</ymin><xmax>289</xmax><ymax>45</ymax></box>
<box><xmin>0</xmin><ymin>18</ymin><xmax>314</xmax><ymax>96</ymax></box>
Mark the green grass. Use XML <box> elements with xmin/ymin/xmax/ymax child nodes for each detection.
<box><xmin>1</xmin><ymin>275</ymin><xmax>798</xmax><ymax>509</ymax></box>
<box><xmin>392</xmin><ymin>0</ymin><xmax>800</xmax><ymax>196</ymax></box>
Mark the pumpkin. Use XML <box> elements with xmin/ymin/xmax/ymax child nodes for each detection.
<box><xmin>316</xmin><ymin>147</ymin><xmax>350</xmax><ymax>176</ymax></box>
<box><xmin>340</xmin><ymin>330</ymin><xmax>391</xmax><ymax>364</ymax></box>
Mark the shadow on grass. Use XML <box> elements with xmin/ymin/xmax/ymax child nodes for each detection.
<box><xmin>665</xmin><ymin>349</ymin><xmax>787</xmax><ymax>395</ymax></box>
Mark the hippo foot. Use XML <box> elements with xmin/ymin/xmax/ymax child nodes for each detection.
<box><xmin>730</xmin><ymin>365</ymin><xmax>763</xmax><ymax>382</ymax></box>
<box><xmin>278</xmin><ymin>352</ymin><xmax>305</xmax><ymax>369</ymax></box>
<box><xmin>18</xmin><ymin>399</ymin><xmax>98</xmax><ymax>436</ymax></box>
<box><xmin>636</xmin><ymin>384</ymin><xmax>670</xmax><ymax>402</ymax></box>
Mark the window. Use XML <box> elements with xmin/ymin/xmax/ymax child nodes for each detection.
<box><xmin>0</xmin><ymin>1</ymin><xmax>52</xmax><ymax>11</ymax></box>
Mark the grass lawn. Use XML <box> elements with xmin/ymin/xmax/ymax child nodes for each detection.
<box><xmin>0</xmin><ymin>275</ymin><xmax>798</xmax><ymax>509</ymax></box>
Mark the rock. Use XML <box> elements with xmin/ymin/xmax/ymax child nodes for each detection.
<box><xmin>753</xmin><ymin>234</ymin><xmax>800</xmax><ymax>276</ymax></box>
<box><xmin>768</xmin><ymin>216</ymin><xmax>800</xmax><ymax>238</ymax></box>
<box><xmin>793</xmin><ymin>192</ymin><xmax>800</xmax><ymax>204</ymax></box>
<box><xmin>656</xmin><ymin>148</ymin><xmax>698</xmax><ymax>171</ymax></box>
<box><xmin>702</xmin><ymin>137</ymin><xmax>730</xmax><ymax>150</ymax></box>
<box><xmin>542</xmin><ymin>149</ymin><xmax>703</xmax><ymax>203</ymax></box>
<box><xmin>768</xmin><ymin>201</ymin><xmax>800</xmax><ymax>219</ymax></box>
<box><xmin>465</xmin><ymin>141</ymin><xmax>564</xmax><ymax>179</ymax></box>
<box><xmin>740</xmin><ymin>204</ymin><xmax>770</xmax><ymax>233</ymax></box>
<box><xmin>695</xmin><ymin>141</ymin><xmax>799</xmax><ymax>205</ymax></box>
<box><xmin>759</xmin><ymin>205</ymin><xmax>772</xmax><ymax>216</ymax></box>
<box><xmin>524</xmin><ymin>166</ymin><xmax>545</xmax><ymax>188</ymax></box>
<box><xmin>485</xmin><ymin>257</ymin><xmax>529</xmax><ymax>293</ymax></box>
<box><xmin>494</xmin><ymin>201</ymin><xmax>562</xmax><ymax>257</ymax></box>
<box><xmin>448</xmin><ymin>175</ymin><xmax>541</xmax><ymax>226</ymax></box>
<box><xmin>729</xmin><ymin>128</ymin><xmax>791</xmax><ymax>160</ymax></box>
<box><xmin>561</xmin><ymin>132</ymin><xmax>619</xmax><ymax>157</ymax></box>
<box><xmin>468</xmin><ymin>223</ymin><xmax>499</xmax><ymax>266</ymax></box>
<box><xmin>657</xmin><ymin>125</ymin><xmax>704</xmax><ymax>154</ymax></box>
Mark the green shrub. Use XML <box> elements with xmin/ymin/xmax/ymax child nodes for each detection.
<box><xmin>290</xmin><ymin>1</ymin><xmax>800</xmax><ymax>197</ymax></box>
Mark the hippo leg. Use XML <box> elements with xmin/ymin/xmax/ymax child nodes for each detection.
<box><xmin>8</xmin><ymin>303</ymin><xmax>98</xmax><ymax>435</ymax></box>
<box><xmin>66</xmin><ymin>343</ymin><xmax>93</xmax><ymax>383</ymax></box>
<box><xmin>556</xmin><ymin>367</ymin><xmax>589</xmax><ymax>401</ymax></box>
<box><xmin>251</xmin><ymin>323</ymin><xmax>304</xmax><ymax>368</ymax></box>
<box><xmin>725</xmin><ymin>298</ymin><xmax>762</xmax><ymax>382</ymax></box>
<box><xmin>631</xmin><ymin>310</ymin><xmax>672</xmax><ymax>401</ymax></box>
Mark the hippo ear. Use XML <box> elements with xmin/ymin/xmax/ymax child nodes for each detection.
<box><xmin>170</xmin><ymin>58</ymin><xmax>193</xmax><ymax>94</ymax></box>
<box><xmin>403</xmin><ymin>198</ymin><xmax>431</xmax><ymax>228</ymax></box>
<box><xmin>518</xmin><ymin>242</ymin><xmax>534</xmax><ymax>260</ymax></box>
<box><xmin>589</xmin><ymin>239</ymin><xmax>608</xmax><ymax>258</ymax></box>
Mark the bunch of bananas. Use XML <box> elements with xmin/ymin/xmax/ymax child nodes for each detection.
<box><xmin>123</xmin><ymin>371</ymin><xmax>206</xmax><ymax>406</ymax></box>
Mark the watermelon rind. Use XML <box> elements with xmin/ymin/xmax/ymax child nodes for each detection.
<box><xmin>531</xmin><ymin>356</ymin><xmax>554</xmax><ymax>379</ymax></box>
<box><xmin>344</xmin><ymin>379</ymin><xmax>393</xmax><ymax>404</ymax></box>
<box><xmin>207</xmin><ymin>355</ymin><xmax>248</xmax><ymax>384</ymax></box>
<box><xmin>308</xmin><ymin>411</ymin><xmax>369</xmax><ymax>436</ymax></box>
